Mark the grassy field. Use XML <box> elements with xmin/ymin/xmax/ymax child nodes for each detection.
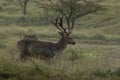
<box><xmin>0</xmin><ymin>0</ymin><xmax>120</xmax><ymax>80</ymax></box>
<box><xmin>0</xmin><ymin>26</ymin><xmax>120</xmax><ymax>80</ymax></box>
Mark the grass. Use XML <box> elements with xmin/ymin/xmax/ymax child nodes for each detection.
<box><xmin>0</xmin><ymin>26</ymin><xmax>120</xmax><ymax>80</ymax></box>
<box><xmin>0</xmin><ymin>0</ymin><xmax>120</xmax><ymax>80</ymax></box>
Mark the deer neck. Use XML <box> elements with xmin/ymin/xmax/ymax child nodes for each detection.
<box><xmin>55</xmin><ymin>37</ymin><xmax>67</xmax><ymax>52</ymax></box>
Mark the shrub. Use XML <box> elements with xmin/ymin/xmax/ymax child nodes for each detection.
<box><xmin>69</xmin><ymin>52</ymin><xmax>80</xmax><ymax>63</ymax></box>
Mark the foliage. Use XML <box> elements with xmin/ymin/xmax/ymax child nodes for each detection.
<box><xmin>18</xmin><ymin>0</ymin><xmax>29</xmax><ymax>15</ymax></box>
<box><xmin>69</xmin><ymin>52</ymin><xmax>80</xmax><ymax>63</ymax></box>
<box><xmin>35</xmin><ymin>0</ymin><xmax>105</xmax><ymax>30</ymax></box>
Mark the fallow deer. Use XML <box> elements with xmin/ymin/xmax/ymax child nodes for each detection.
<box><xmin>17</xmin><ymin>16</ymin><xmax>76</xmax><ymax>62</ymax></box>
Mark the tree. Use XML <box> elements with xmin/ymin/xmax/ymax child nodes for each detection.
<box><xmin>18</xmin><ymin>0</ymin><xmax>29</xmax><ymax>15</ymax></box>
<box><xmin>35</xmin><ymin>0</ymin><xmax>105</xmax><ymax>31</ymax></box>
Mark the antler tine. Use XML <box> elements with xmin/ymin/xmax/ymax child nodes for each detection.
<box><xmin>59</xmin><ymin>16</ymin><xmax>68</xmax><ymax>33</ymax></box>
<box><xmin>52</xmin><ymin>17</ymin><xmax>63</xmax><ymax>31</ymax></box>
<box><xmin>52</xmin><ymin>16</ymin><xmax>69</xmax><ymax>34</ymax></box>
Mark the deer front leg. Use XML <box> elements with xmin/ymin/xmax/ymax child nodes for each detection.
<box><xmin>16</xmin><ymin>51</ymin><xmax>28</xmax><ymax>63</ymax></box>
<box><xmin>43</xmin><ymin>51</ymin><xmax>56</xmax><ymax>65</ymax></box>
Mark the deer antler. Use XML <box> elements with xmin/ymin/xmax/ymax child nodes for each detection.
<box><xmin>59</xmin><ymin>17</ymin><xmax>68</xmax><ymax>33</ymax></box>
<box><xmin>52</xmin><ymin>17</ymin><xmax>63</xmax><ymax>32</ymax></box>
<box><xmin>52</xmin><ymin>16</ymin><xmax>69</xmax><ymax>34</ymax></box>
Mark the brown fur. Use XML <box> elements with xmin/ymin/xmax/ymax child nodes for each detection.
<box><xmin>17</xmin><ymin>34</ymin><xmax>38</xmax><ymax>62</ymax></box>
<box><xmin>17</xmin><ymin>35</ymin><xmax>75</xmax><ymax>62</ymax></box>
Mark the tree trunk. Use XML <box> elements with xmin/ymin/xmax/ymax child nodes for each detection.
<box><xmin>18</xmin><ymin>0</ymin><xmax>29</xmax><ymax>15</ymax></box>
<box><xmin>23</xmin><ymin>2</ymin><xmax>27</xmax><ymax>15</ymax></box>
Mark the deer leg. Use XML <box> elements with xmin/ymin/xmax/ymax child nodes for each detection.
<box><xmin>17</xmin><ymin>46</ymin><xmax>29</xmax><ymax>62</ymax></box>
<box><xmin>19</xmin><ymin>53</ymin><xmax>26</xmax><ymax>62</ymax></box>
<box><xmin>17</xmin><ymin>50</ymin><xmax>29</xmax><ymax>62</ymax></box>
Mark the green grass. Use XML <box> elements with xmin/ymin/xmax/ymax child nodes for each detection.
<box><xmin>0</xmin><ymin>26</ymin><xmax>120</xmax><ymax>80</ymax></box>
<box><xmin>0</xmin><ymin>0</ymin><xmax>120</xmax><ymax>80</ymax></box>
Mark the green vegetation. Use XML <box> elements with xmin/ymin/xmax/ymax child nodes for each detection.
<box><xmin>0</xmin><ymin>0</ymin><xmax>120</xmax><ymax>80</ymax></box>
<box><xmin>0</xmin><ymin>26</ymin><xmax>120</xmax><ymax>80</ymax></box>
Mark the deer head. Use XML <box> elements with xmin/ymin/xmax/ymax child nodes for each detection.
<box><xmin>52</xmin><ymin>16</ymin><xmax>76</xmax><ymax>45</ymax></box>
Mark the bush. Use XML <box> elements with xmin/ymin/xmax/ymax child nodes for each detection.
<box><xmin>69</xmin><ymin>52</ymin><xmax>80</xmax><ymax>63</ymax></box>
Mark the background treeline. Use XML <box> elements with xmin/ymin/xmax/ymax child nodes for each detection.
<box><xmin>0</xmin><ymin>0</ymin><xmax>52</xmax><ymax>26</ymax></box>
<box><xmin>0</xmin><ymin>0</ymin><xmax>106</xmax><ymax>27</ymax></box>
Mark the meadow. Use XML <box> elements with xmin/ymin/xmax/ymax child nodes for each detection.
<box><xmin>0</xmin><ymin>0</ymin><xmax>120</xmax><ymax>80</ymax></box>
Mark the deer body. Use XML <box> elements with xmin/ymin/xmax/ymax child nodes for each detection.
<box><xmin>17</xmin><ymin>36</ymin><xmax>75</xmax><ymax>61</ymax></box>
<box><xmin>17</xmin><ymin>16</ymin><xmax>75</xmax><ymax>62</ymax></box>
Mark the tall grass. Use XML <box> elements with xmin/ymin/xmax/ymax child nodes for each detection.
<box><xmin>0</xmin><ymin>26</ymin><xmax>119</xmax><ymax>80</ymax></box>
